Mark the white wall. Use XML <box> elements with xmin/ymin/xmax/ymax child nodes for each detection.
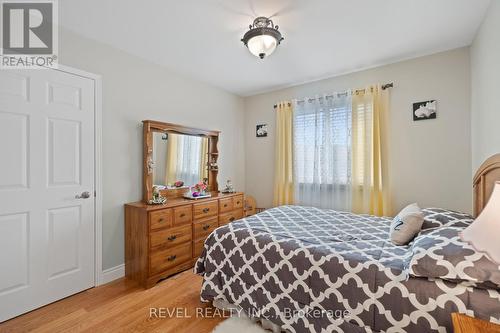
<box><xmin>471</xmin><ymin>1</ymin><xmax>500</xmax><ymax>172</ymax></box>
<box><xmin>59</xmin><ymin>29</ymin><xmax>245</xmax><ymax>270</ymax></box>
<box><xmin>244</xmin><ymin>48</ymin><xmax>472</xmax><ymax>215</ymax></box>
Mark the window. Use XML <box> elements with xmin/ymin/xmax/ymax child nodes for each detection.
<box><xmin>293</xmin><ymin>95</ymin><xmax>353</xmax><ymax>210</ymax></box>
<box><xmin>294</xmin><ymin>104</ymin><xmax>351</xmax><ymax>185</ymax></box>
<box><xmin>278</xmin><ymin>86</ymin><xmax>388</xmax><ymax>215</ymax></box>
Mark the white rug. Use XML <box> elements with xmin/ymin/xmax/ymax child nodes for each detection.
<box><xmin>211</xmin><ymin>316</ymin><xmax>268</xmax><ymax>333</ymax></box>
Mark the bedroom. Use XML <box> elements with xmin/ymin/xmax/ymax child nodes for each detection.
<box><xmin>0</xmin><ymin>0</ymin><xmax>499</xmax><ymax>332</ymax></box>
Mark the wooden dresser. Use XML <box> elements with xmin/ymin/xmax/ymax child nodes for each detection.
<box><xmin>125</xmin><ymin>192</ymin><xmax>244</xmax><ymax>288</ymax></box>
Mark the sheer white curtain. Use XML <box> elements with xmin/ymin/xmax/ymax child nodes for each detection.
<box><xmin>293</xmin><ymin>93</ymin><xmax>352</xmax><ymax>210</ymax></box>
<box><xmin>175</xmin><ymin>135</ymin><xmax>203</xmax><ymax>186</ymax></box>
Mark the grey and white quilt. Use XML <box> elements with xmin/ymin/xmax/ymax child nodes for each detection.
<box><xmin>194</xmin><ymin>205</ymin><xmax>500</xmax><ymax>333</ymax></box>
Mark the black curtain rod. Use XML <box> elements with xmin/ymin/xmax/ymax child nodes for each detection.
<box><xmin>273</xmin><ymin>82</ymin><xmax>394</xmax><ymax>108</ymax></box>
<box><xmin>381</xmin><ymin>82</ymin><xmax>394</xmax><ymax>89</ymax></box>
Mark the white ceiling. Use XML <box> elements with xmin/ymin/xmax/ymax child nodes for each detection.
<box><xmin>59</xmin><ymin>0</ymin><xmax>490</xmax><ymax>96</ymax></box>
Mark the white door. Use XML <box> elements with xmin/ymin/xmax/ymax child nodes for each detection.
<box><xmin>0</xmin><ymin>68</ymin><xmax>95</xmax><ymax>322</ymax></box>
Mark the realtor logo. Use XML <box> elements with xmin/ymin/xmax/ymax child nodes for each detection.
<box><xmin>1</xmin><ymin>0</ymin><xmax>58</xmax><ymax>68</ymax></box>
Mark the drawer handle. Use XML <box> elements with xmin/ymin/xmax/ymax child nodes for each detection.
<box><xmin>180</xmin><ymin>213</ymin><xmax>186</xmax><ymax>218</ymax></box>
<box><xmin>203</xmin><ymin>208</ymin><xmax>210</xmax><ymax>213</ymax></box>
<box><xmin>167</xmin><ymin>235</ymin><xmax>177</xmax><ymax>241</ymax></box>
<box><xmin>167</xmin><ymin>255</ymin><xmax>176</xmax><ymax>262</ymax></box>
<box><xmin>203</xmin><ymin>224</ymin><xmax>210</xmax><ymax>231</ymax></box>
<box><xmin>229</xmin><ymin>217</ymin><xmax>235</xmax><ymax>222</ymax></box>
<box><xmin>158</xmin><ymin>218</ymin><xmax>165</xmax><ymax>222</ymax></box>
<box><xmin>236</xmin><ymin>201</ymin><xmax>240</xmax><ymax>205</ymax></box>
<box><xmin>223</xmin><ymin>204</ymin><xmax>228</xmax><ymax>207</ymax></box>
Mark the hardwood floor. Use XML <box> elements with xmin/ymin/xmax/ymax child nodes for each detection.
<box><xmin>0</xmin><ymin>271</ymin><xmax>225</xmax><ymax>333</ymax></box>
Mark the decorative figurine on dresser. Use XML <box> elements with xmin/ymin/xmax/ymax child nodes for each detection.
<box><xmin>222</xmin><ymin>179</ymin><xmax>236</xmax><ymax>193</ymax></box>
<box><xmin>124</xmin><ymin>120</ymin><xmax>245</xmax><ymax>288</ymax></box>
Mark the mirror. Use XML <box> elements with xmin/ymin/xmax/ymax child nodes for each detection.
<box><xmin>152</xmin><ymin>132</ymin><xmax>209</xmax><ymax>189</ymax></box>
<box><xmin>143</xmin><ymin>120</ymin><xmax>219</xmax><ymax>203</ymax></box>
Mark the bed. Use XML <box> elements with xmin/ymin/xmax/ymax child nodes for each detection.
<box><xmin>195</xmin><ymin>156</ymin><xmax>500</xmax><ymax>333</ymax></box>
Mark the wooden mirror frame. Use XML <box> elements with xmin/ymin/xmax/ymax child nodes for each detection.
<box><xmin>142</xmin><ymin>120</ymin><xmax>220</xmax><ymax>203</ymax></box>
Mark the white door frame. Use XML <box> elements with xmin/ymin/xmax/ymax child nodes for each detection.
<box><xmin>52</xmin><ymin>64</ymin><xmax>104</xmax><ymax>286</ymax></box>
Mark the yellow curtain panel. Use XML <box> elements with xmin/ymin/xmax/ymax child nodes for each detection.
<box><xmin>273</xmin><ymin>101</ymin><xmax>295</xmax><ymax>206</ymax></box>
<box><xmin>200</xmin><ymin>137</ymin><xmax>209</xmax><ymax>181</ymax></box>
<box><xmin>351</xmin><ymin>85</ymin><xmax>391</xmax><ymax>216</ymax></box>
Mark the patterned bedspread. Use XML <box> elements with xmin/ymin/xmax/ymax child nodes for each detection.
<box><xmin>194</xmin><ymin>205</ymin><xmax>500</xmax><ymax>333</ymax></box>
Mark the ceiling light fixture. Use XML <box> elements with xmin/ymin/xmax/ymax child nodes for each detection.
<box><xmin>241</xmin><ymin>17</ymin><xmax>284</xmax><ymax>59</ymax></box>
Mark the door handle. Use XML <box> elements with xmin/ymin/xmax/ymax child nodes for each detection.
<box><xmin>75</xmin><ymin>191</ymin><xmax>91</xmax><ymax>199</ymax></box>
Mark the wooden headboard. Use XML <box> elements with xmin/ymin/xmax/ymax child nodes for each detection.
<box><xmin>473</xmin><ymin>154</ymin><xmax>500</xmax><ymax>217</ymax></box>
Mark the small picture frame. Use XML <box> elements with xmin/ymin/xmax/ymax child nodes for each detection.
<box><xmin>413</xmin><ymin>100</ymin><xmax>437</xmax><ymax>121</ymax></box>
<box><xmin>256</xmin><ymin>124</ymin><xmax>268</xmax><ymax>138</ymax></box>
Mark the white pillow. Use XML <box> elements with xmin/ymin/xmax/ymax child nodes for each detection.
<box><xmin>390</xmin><ymin>203</ymin><xmax>424</xmax><ymax>245</ymax></box>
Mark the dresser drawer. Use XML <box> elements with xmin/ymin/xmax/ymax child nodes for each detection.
<box><xmin>193</xmin><ymin>201</ymin><xmax>218</xmax><ymax>220</ymax></box>
<box><xmin>193</xmin><ymin>239</ymin><xmax>205</xmax><ymax>259</ymax></box>
<box><xmin>150</xmin><ymin>243</ymin><xmax>192</xmax><ymax>276</ymax></box>
<box><xmin>219</xmin><ymin>198</ymin><xmax>233</xmax><ymax>213</ymax></box>
<box><xmin>193</xmin><ymin>216</ymin><xmax>218</xmax><ymax>241</ymax></box>
<box><xmin>233</xmin><ymin>195</ymin><xmax>244</xmax><ymax>209</ymax></box>
<box><xmin>234</xmin><ymin>208</ymin><xmax>244</xmax><ymax>220</ymax></box>
<box><xmin>218</xmin><ymin>211</ymin><xmax>237</xmax><ymax>226</ymax></box>
<box><xmin>173</xmin><ymin>205</ymin><xmax>192</xmax><ymax>225</ymax></box>
<box><xmin>150</xmin><ymin>224</ymin><xmax>192</xmax><ymax>249</ymax></box>
<box><xmin>149</xmin><ymin>209</ymin><xmax>172</xmax><ymax>230</ymax></box>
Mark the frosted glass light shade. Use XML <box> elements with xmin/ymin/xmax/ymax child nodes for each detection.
<box><xmin>247</xmin><ymin>35</ymin><xmax>277</xmax><ymax>59</ymax></box>
<box><xmin>241</xmin><ymin>17</ymin><xmax>283</xmax><ymax>60</ymax></box>
<box><xmin>461</xmin><ymin>181</ymin><xmax>500</xmax><ymax>263</ymax></box>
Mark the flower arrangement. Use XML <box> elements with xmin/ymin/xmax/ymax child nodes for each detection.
<box><xmin>173</xmin><ymin>180</ymin><xmax>184</xmax><ymax>188</ymax></box>
<box><xmin>191</xmin><ymin>181</ymin><xmax>208</xmax><ymax>197</ymax></box>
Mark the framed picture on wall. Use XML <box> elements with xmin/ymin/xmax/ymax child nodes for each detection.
<box><xmin>413</xmin><ymin>100</ymin><xmax>437</xmax><ymax>121</ymax></box>
<box><xmin>256</xmin><ymin>124</ymin><xmax>268</xmax><ymax>137</ymax></box>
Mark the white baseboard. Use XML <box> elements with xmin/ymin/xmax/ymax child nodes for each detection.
<box><xmin>100</xmin><ymin>264</ymin><xmax>125</xmax><ymax>285</ymax></box>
